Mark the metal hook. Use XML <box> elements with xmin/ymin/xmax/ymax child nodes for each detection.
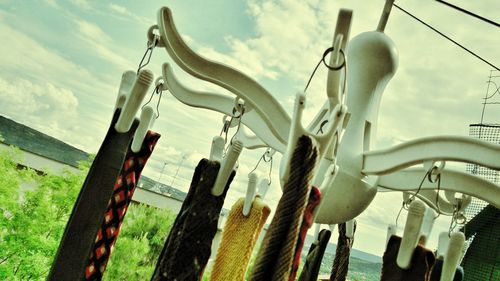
<box><xmin>249</xmin><ymin>147</ymin><xmax>274</xmax><ymax>186</ymax></box>
<box><xmin>142</xmin><ymin>78</ymin><xmax>164</xmax><ymax>118</ymax></box>
<box><xmin>137</xmin><ymin>33</ymin><xmax>160</xmax><ymax>74</ymax></box>
<box><xmin>303</xmin><ymin>47</ymin><xmax>347</xmax><ymax>94</ymax></box>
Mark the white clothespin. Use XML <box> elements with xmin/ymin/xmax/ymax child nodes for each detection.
<box><xmin>211</xmin><ymin>140</ymin><xmax>243</xmax><ymax>196</ymax></box>
<box><xmin>115</xmin><ymin>71</ymin><xmax>136</xmax><ymax>110</ymax></box>
<box><xmin>131</xmin><ymin>106</ymin><xmax>156</xmax><ymax>153</ymax></box>
<box><xmin>386</xmin><ymin>224</ymin><xmax>397</xmax><ymax>246</ymax></box>
<box><xmin>419</xmin><ymin>207</ymin><xmax>436</xmax><ymax>246</ymax></box>
<box><xmin>209</xmin><ymin>136</ymin><xmax>225</xmax><ymax>162</ymax></box>
<box><xmin>313</xmin><ymin>223</ymin><xmax>322</xmax><ymax>241</ymax></box>
<box><xmin>115</xmin><ymin>69</ymin><xmax>154</xmax><ymax>133</ymax></box>
<box><xmin>242</xmin><ymin>172</ymin><xmax>258</xmax><ymax>216</ymax></box>
<box><xmin>397</xmin><ymin>200</ymin><xmax>426</xmax><ymax>269</ymax></box>
<box><xmin>257</xmin><ymin>178</ymin><xmax>270</xmax><ymax>199</ymax></box>
<box><xmin>328</xmin><ymin>224</ymin><xmax>336</xmax><ymax>232</ymax></box>
<box><xmin>440</xmin><ymin>232</ymin><xmax>465</xmax><ymax>281</ymax></box>
<box><xmin>437</xmin><ymin>232</ymin><xmax>450</xmax><ymax>259</ymax></box>
<box><xmin>346</xmin><ymin>219</ymin><xmax>355</xmax><ymax>239</ymax></box>
<box><xmin>280</xmin><ymin>91</ymin><xmax>346</xmax><ymax>184</ymax></box>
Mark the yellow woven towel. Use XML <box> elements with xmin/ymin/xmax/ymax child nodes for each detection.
<box><xmin>209</xmin><ymin>197</ymin><xmax>270</xmax><ymax>281</ymax></box>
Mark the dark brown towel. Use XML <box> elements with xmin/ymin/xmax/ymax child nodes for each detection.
<box><xmin>380</xmin><ymin>235</ymin><xmax>436</xmax><ymax>281</ymax></box>
<box><xmin>151</xmin><ymin>159</ymin><xmax>234</xmax><ymax>281</ymax></box>
<box><xmin>298</xmin><ymin>229</ymin><xmax>332</xmax><ymax>281</ymax></box>
<box><xmin>48</xmin><ymin>109</ymin><xmax>139</xmax><ymax>281</ymax></box>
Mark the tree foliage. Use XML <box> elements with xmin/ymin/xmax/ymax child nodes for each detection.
<box><xmin>0</xmin><ymin>147</ymin><xmax>176</xmax><ymax>280</ymax></box>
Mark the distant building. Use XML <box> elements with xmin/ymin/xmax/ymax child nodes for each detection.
<box><xmin>0</xmin><ymin>115</ymin><xmax>187</xmax><ymax>213</ymax></box>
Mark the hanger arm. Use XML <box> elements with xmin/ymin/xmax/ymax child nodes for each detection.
<box><xmin>162</xmin><ymin>63</ymin><xmax>286</xmax><ymax>152</ymax></box>
<box><xmin>377</xmin><ymin>168</ymin><xmax>500</xmax><ymax>208</ymax></box>
<box><xmin>401</xmin><ymin>190</ymin><xmax>469</xmax><ymax>216</ymax></box>
<box><xmin>157</xmin><ymin>7</ymin><xmax>290</xmax><ymax>145</ymax></box>
<box><xmin>363</xmin><ymin>135</ymin><xmax>500</xmax><ymax>175</ymax></box>
<box><xmin>326</xmin><ymin>9</ymin><xmax>352</xmax><ymax>108</ymax></box>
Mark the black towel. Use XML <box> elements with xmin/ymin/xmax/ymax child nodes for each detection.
<box><xmin>151</xmin><ymin>159</ymin><xmax>234</xmax><ymax>281</ymax></box>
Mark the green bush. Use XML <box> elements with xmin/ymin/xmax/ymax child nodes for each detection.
<box><xmin>0</xmin><ymin>147</ymin><xmax>176</xmax><ymax>280</ymax></box>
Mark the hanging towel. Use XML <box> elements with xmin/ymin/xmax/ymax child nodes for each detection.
<box><xmin>209</xmin><ymin>196</ymin><xmax>270</xmax><ymax>281</ymax></box>
<box><xmin>330</xmin><ymin>222</ymin><xmax>357</xmax><ymax>281</ymax></box>
<box><xmin>249</xmin><ymin>135</ymin><xmax>318</xmax><ymax>281</ymax></box>
<box><xmin>429</xmin><ymin>258</ymin><xmax>464</xmax><ymax>281</ymax></box>
<box><xmin>298</xmin><ymin>229</ymin><xmax>332</xmax><ymax>281</ymax></box>
<box><xmin>48</xmin><ymin>109</ymin><xmax>139</xmax><ymax>281</ymax></box>
<box><xmin>380</xmin><ymin>235</ymin><xmax>436</xmax><ymax>281</ymax></box>
<box><xmin>151</xmin><ymin>159</ymin><xmax>235</xmax><ymax>281</ymax></box>
<box><xmin>289</xmin><ymin>186</ymin><xmax>322</xmax><ymax>281</ymax></box>
<box><xmin>85</xmin><ymin>131</ymin><xmax>160</xmax><ymax>280</ymax></box>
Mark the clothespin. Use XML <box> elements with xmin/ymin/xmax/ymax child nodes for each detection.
<box><xmin>242</xmin><ymin>172</ymin><xmax>258</xmax><ymax>216</ymax></box>
<box><xmin>211</xmin><ymin>140</ymin><xmax>243</xmax><ymax>196</ymax></box>
<box><xmin>396</xmin><ymin>200</ymin><xmax>426</xmax><ymax>269</ymax></box>
<box><xmin>115</xmin><ymin>71</ymin><xmax>136</xmax><ymax>110</ymax></box>
<box><xmin>209</xmin><ymin>136</ymin><xmax>225</xmax><ymax>162</ymax></box>
<box><xmin>115</xmin><ymin>69</ymin><xmax>154</xmax><ymax>133</ymax></box>
<box><xmin>131</xmin><ymin>106</ymin><xmax>156</xmax><ymax>153</ymax></box>
<box><xmin>440</xmin><ymin>232</ymin><xmax>465</xmax><ymax>281</ymax></box>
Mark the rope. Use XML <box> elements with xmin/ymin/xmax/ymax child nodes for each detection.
<box><xmin>249</xmin><ymin>135</ymin><xmax>318</xmax><ymax>281</ymax></box>
<box><xmin>330</xmin><ymin>222</ymin><xmax>357</xmax><ymax>281</ymax></box>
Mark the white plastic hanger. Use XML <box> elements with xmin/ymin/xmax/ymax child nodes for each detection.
<box><xmin>396</xmin><ymin>200</ymin><xmax>427</xmax><ymax>269</ymax></box>
<box><xmin>156</xmin><ymin>7</ymin><xmax>290</xmax><ymax>148</ymax></box>
<box><xmin>400</xmin><ymin>190</ymin><xmax>471</xmax><ymax>216</ymax></box>
<box><xmin>115</xmin><ymin>69</ymin><xmax>154</xmax><ymax>133</ymax></box>
<box><xmin>162</xmin><ymin>63</ymin><xmax>286</xmax><ymax>152</ymax></box>
<box><xmin>378</xmin><ymin>168</ymin><xmax>500</xmax><ymax>208</ymax></box>
<box><xmin>314</xmin><ymin>4</ymin><xmax>398</xmax><ymax>225</ymax></box>
<box><xmin>242</xmin><ymin>172</ymin><xmax>258</xmax><ymax>216</ymax></box>
<box><xmin>377</xmin><ymin>0</ymin><xmax>395</xmax><ymax>32</ymax></box>
<box><xmin>440</xmin><ymin>232</ymin><xmax>465</xmax><ymax>281</ymax></box>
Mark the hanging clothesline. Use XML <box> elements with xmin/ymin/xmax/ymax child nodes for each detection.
<box><xmin>393</xmin><ymin>3</ymin><xmax>499</xmax><ymax>71</ymax></box>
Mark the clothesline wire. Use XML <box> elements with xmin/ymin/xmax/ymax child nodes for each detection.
<box><xmin>393</xmin><ymin>3</ymin><xmax>500</xmax><ymax>72</ymax></box>
<box><xmin>433</xmin><ymin>0</ymin><xmax>499</xmax><ymax>28</ymax></box>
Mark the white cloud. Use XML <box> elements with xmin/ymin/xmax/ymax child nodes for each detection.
<box><xmin>69</xmin><ymin>0</ymin><xmax>91</xmax><ymax>10</ymax></box>
<box><xmin>73</xmin><ymin>18</ymin><xmax>134</xmax><ymax>70</ymax></box>
<box><xmin>0</xmin><ymin>77</ymin><xmax>81</xmax><ymax>144</ymax></box>
<box><xmin>108</xmin><ymin>3</ymin><xmax>153</xmax><ymax>27</ymax></box>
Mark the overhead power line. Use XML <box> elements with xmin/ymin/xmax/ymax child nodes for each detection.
<box><xmin>393</xmin><ymin>4</ymin><xmax>500</xmax><ymax>71</ymax></box>
<box><xmin>434</xmin><ymin>0</ymin><xmax>500</xmax><ymax>28</ymax></box>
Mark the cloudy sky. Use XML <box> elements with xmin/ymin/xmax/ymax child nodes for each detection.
<box><xmin>0</xmin><ymin>0</ymin><xmax>498</xmax><ymax>256</ymax></box>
